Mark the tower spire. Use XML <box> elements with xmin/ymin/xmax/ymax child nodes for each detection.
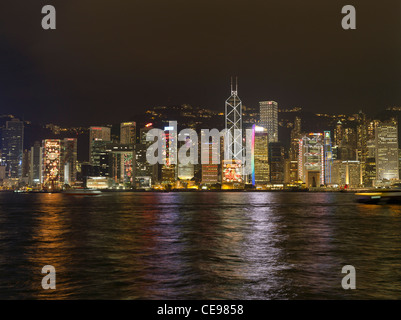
<box><xmin>236</xmin><ymin>76</ymin><xmax>238</xmax><ymax>92</ymax></box>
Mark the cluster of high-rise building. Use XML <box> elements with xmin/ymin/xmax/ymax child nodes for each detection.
<box><xmin>0</xmin><ymin>83</ymin><xmax>400</xmax><ymax>191</ymax></box>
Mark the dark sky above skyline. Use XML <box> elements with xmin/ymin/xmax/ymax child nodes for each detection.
<box><xmin>0</xmin><ymin>0</ymin><xmax>400</xmax><ymax>126</ymax></box>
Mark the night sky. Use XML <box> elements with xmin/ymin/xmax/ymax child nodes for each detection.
<box><xmin>1</xmin><ymin>0</ymin><xmax>400</xmax><ymax>126</ymax></box>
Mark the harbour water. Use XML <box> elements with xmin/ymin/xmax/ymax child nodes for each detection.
<box><xmin>0</xmin><ymin>191</ymin><xmax>400</xmax><ymax>299</ymax></box>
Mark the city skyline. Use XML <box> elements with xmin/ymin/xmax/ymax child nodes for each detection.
<box><xmin>1</xmin><ymin>92</ymin><xmax>401</xmax><ymax>191</ymax></box>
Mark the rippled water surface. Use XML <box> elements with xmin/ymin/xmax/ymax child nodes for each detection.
<box><xmin>0</xmin><ymin>191</ymin><xmax>401</xmax><ymax>299</ymax></box>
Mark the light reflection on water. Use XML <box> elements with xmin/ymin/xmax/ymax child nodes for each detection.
<box><xmin>0</xmin><ymin>192</ymin><xmax>401</xmax><ymax>299</ymax></box>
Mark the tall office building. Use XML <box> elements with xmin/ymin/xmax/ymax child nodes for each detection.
<box><xmin>375</xmin><ymin>120</ymin><xmax>399</xmax><ymax>182</ymax></box>
<box><xmin>342</xmin><ymin>161</ymin><xmax>362</xmax><ymax>188</ymax></box>
<box><xmin>120</xmin><ymin>122</ymin><xmax>136</xmax><ymax>145</ymax></box>
<box><xmin>290</xmin><ymin>116</ymin><xmax>302</xmax><ymax>161</ymax></box>
<box><xmin>259</xmin><ymin>101</ymin><xmax>278</xmax><ymax>143</ymax></box>
<box><xmin>368</xmin><ymin>120</ymin><xmax>380</xmax><ymax>140</ymax></box>
<box><xmin>161</xmin><ymin>121</ymin><xmax>178</xmax><ymax>185</ymax></box>
<box><xmin>107</xmin><ymin>143</ymin><xmax>134</xmax><ymax>187</ymax></box>
<box><xmin>225</xmin><ymin>78</ymin><xmax>243</xmax><ymax>161</ymax></box>
<box><xmin>177</xmin><ymin>130</ymin><xmax>195</xmax><ymax>181</ymax></box>
<box><xmin>201</xmin><ymin>141</ymin><xmax>219</xmax><ymax>185</ymax></box>
<box><xmin>89</xmin><ymin>126</ymin><xmax>111</xmax><ymax>164</ymax></box>
<box><xmin>223</xmin><ymin>78</ymin><xmax>244</xmax><ymax>189</ymax></box>
<box><xmin>343</xmin><ymin>127</ymin><xmax>357</xmax><ymax>155</ymax></box>
<box><xmin>21</xmin><ymin>149</ymin><xmax>30</xmax><ymax>179</ymax></box>
<box><xmin>29</xmin><ymin>141</ymin><xmax>43</xmax><ymax>186</ymax></box>
<box><xmin>91</xmin><ymin>140</ymin><xmax>110</xmax><ymax>176</ymax></box>
<box><xmin>356</xmin><ymin>112</ymin><xmax>368</xmax><ymax>157</ymax></box>
<box><xmin>365</xmin><ymin>139</ymin><xmax>376</xmax><ymax>187</ymax></box>
<box><xmin>284</xmin><ymin>159</ymin><xmax>299</xmax><ymax>184</ymax></box>
<box><xmin>287</xmin><ymin>116</ymin><xmax>301</xmax><ymax>183</ymax></box>
<box><xmin>323</xmin><ymin>131</ymin><xmax>333</xmax><ymax>184</ymax></box>
<box><xmin>269</xmin><ymin>142</ymin><xmax>284</xmax><ymax>184</ymax></box>
<box><xmin>135</xmin><ymin>123</ymin><xmax>158</xmax><ymax>187</ymax></box>
<box><xmin>62</xmin><ymin>138</ymin><xmax>78</xmax><ymax>185</ymax></box>
<box><xmin>356</xmin><ymin>111</ymin><xmax>368</xmax><ymax>185</ymax></box>
<box><xmin>331</xmin><ymin>160</ymin><xmax>362</xmax><ymax>188</ymax></box>
<box><xmin>1</xmin><ymin>119</ymin><xmax>24</xmax><ymax>178</ymax></box>
<box><xmin>298</xmin><ymin>133</ymin><xmax>325</xmax><ymax>187</ymax></box>
<box><xmin>42</xmin><ymin>139</ymin><xmax>62</xmax><ymax>189</ymax></box>
<box><xmin>334</xmin><ymin>121</ymin><xmax>344</xmax><ymax>146</ymax></box>
<box><xmin>252</xmin><ymin>125</ymin><xmax>269</xmax><ymax>186</ymax></box>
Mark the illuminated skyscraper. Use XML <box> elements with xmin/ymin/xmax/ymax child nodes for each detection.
<box><xmin>343</xmin><ymin>127</ymin><xmax>357</xmax><ymax>157</ymax></box>
<box><xmin>29</xmin><ymin>141</ymin><xmax>43</xmax><ymax>186</ymax></box>
<box><xmin>1</xmin><ymin>119</ymin><xmax>24</xmax><ymax>178</ymax></box>
<box><xmin>201</xmin><ymin>142</ymin><xmax>219</xmax><ymax>185</ymax></box>
<box><xmin>286</xmin><ymin>116</ymin><xmax>302</xmax><ymax>183</ymax></box>
<box><xmin>323</xmin><ymin>131</ymin><xmax>333</xmax><ymax>184</ymax></box>
<box><xmin>62</xmin><ymin>138</ymin><xmax>78</xmax><ymax>185</ymax></box>
<box><xmin>106</xmin><ymin>143</ymin><xmax>134</xmax><ymax>187</ymax></box>
<box><xmin>331</xmin><ymin>160</ymin><xmax>362</xmax><ymax>188</ymax></box>
<box><xmin>298</xmin><ymin>133</ymin><xmax>325</xmax><ymax>187</ymax></box>
<box><xmin>334</xmin><ymin>121</ymin><xmax>344</xmax><ymax>146</ymax></box>
<box><xmin>89</xmin><ymin>126</ymin><xmax>111</xmax><ymax>164</ymax></box>
<box><xmin>259</xmin><ymin>101</ymin><xmax>278</xmax><ymax>143</ymax></box>
<box><xmin>251</xmin><ymin>125</ymin><xmax>269</xmax><ymax>186</ymax></box>
<box><xmin>368</xmin><ymin>120</ymin><xmax>379</xmax><ymax>140</ymax></box>
<box><xmin>177</xmin><ymin>130</ymin><xmax>195</xmax><ymax>181</ymax></box>
<box><xmin>269</xmin><ymin>142</ymin><xmax>284</xmax><ymax>184</ymax></box>
<box><xmin>356</xmin><ymin>111</ymin><xmax>368</xmax><ymax>185</ymax></box>
<box><xmin>91</xmin><ymin>140</ymin><xmax>110</xmax><ymax>176</ymax></box>
<box><xmin>42</xmin><ymin>139</ymin><xmax>62</xmax><ymax>189</ymax></box>
<box><xmin>223</xmin><ymin>78</ymin><xmax>244</xmax><ymax>189</ymax></box>
<box><xmin>135</xmin><ymin>123</ymin><xmax>158</xmax><ymax>187</ymax></box>
<box><xmin>21</xmin><ymin>149</ymin><xmax>30</xmax><ymax>179</ymax></box>
<box><xmin>365</xmin><ymin>139</ymin><xmax>376</xmax><ymax>187</ymax></box>
<box><xmin>120</xmin><ymin>122</ymin><xmax>136</xmax><ymax>145</ymax></box>
<box><xmin>161</xmin><ymin>121</ymin><xmax>178</xmax><ymax>185</ymax></box>
<box><xmin>284</xmin><ymin>160</ymin><xmax>299</xmax><ymax>184</ymax></box>
<box><xmin>225</xmin><ymin>78</ymin><xmax>243</xmax><ymax>161</ymax></box>
<box><xmin>342</xmin><ymin>161</ymin><xmax>362</xmax><ymax>188</ymax></box>
<box><xmin>375</xmin><ymin>120</ymin><xmax>399</xmax><ymax>182</ymax></box>
<box><xmin>290</xmin><ymin>116</ymin><xmax>302</xmax><ymax>161</ymax></box>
